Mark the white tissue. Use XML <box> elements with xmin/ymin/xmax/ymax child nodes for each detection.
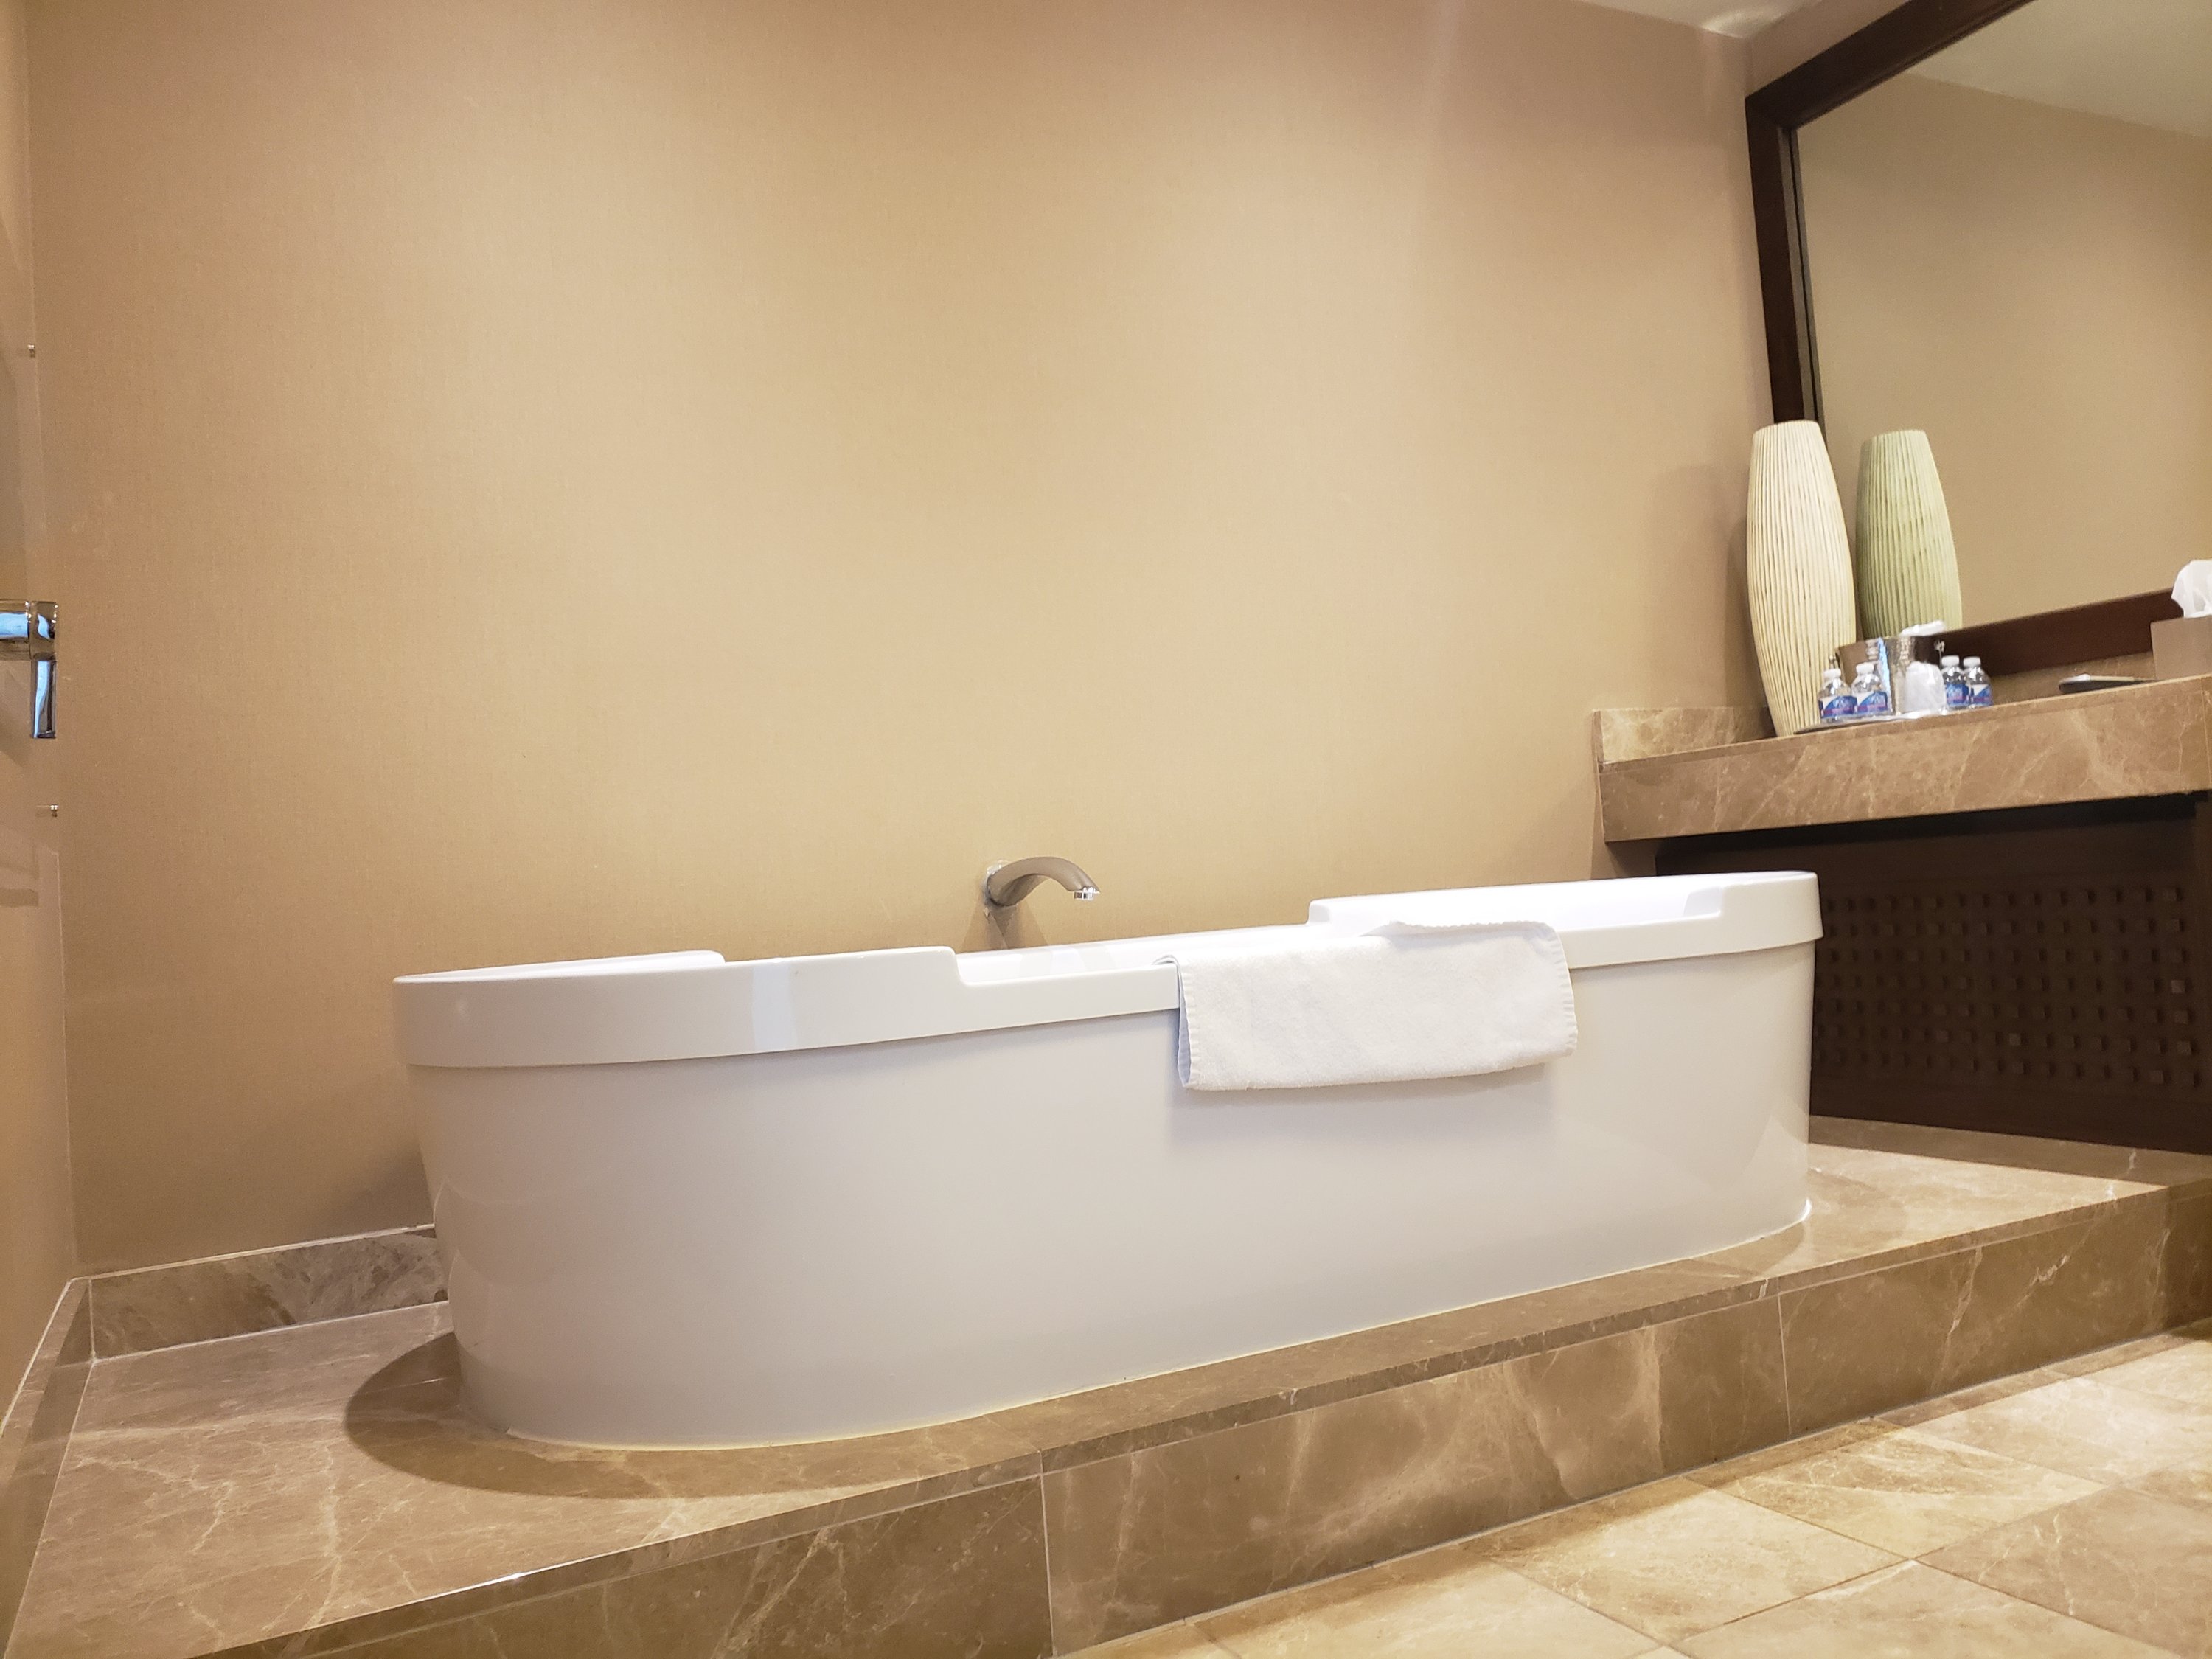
<box><xmin>1902</xmin><ymin>660</ymin><xmax>1949</xmax><ymax>714</ymax></box>
<box><xmin>2176</xmin><ymin>563</ymin><xmax>2212</xmax><ymax>619</ymax></box>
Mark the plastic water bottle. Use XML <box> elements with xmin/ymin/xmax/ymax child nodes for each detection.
<box><xmin>1941</xmin><ymin>654</ymin><xmax>1966</xmax><ymax>709</ymax></box>
<box><xmin>1851</xmin><ymin>658</ymin><xmax>1890</xmax><ymax>716</ymax></box>
<box><xmin>1964</xmin><ymin>656</ymin><xmax>1993</xmax><ymax>708</ymax></box>
<box><xmin>1818</xmin><ymin>664</ymin><xmax>1857</xmax><ymax>723</ymax></box>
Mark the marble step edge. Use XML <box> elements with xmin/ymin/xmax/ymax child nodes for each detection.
<box><xmin>196</xmin><ymin>1179</ymin><xmax>2212</xmax><ymax>1658</ymax></box>
<box><xmin>1013</xmin><ymin>1172</ymin><xmax>2212</xmax><ymax>1475</ymax></box>
<box><xmin>0</xmin><ymin>1284</ymin><xmax>91</xmax><ymax>1652</ymax></box>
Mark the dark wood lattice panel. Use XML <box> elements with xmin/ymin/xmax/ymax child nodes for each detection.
<box><xmin>1656</xmin><ymin>796</ymin><xmax>2212</xmax><ymax>1153</ymax></box>
<box><xmin>1814</xmin><ymin>879</ymin><xmax>2205</xmax><ymax>1100</ymax></box>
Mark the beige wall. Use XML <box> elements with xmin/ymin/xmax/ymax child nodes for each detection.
<box><xmin>0</xmin><ymin>0</ymin><xmax>72</xmax><ymax>1395</ymax></box>
<box><xmin>29</xmin><ymin>0</ymin><xmax>1771</xmax><ymax>1273</ymax></box>
<box><xmin>1747</xmin><ymin>0</ymin><xmax>1910</xmax><ymax>88</ymax></box>
<box><xmin>1802</xmin><ymin>72</ymin><xmax>2212</xmax><ymax>622</ymax></box>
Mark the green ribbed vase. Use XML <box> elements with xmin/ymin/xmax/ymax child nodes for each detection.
<box><xmin>1856</xmin><ymin>429</ymin><xmax>1962</xmax><ymax>636</ymax></box>
<box><xmin>1747</xmin><ymin>420</ymin><xmax>1857</xmax><ymax>736</ymax></box>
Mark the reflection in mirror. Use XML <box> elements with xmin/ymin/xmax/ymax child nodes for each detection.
<box><xmin>1797</xmin><ymin>0</ymin><xmax>2212</xmax><ymax>622</ymax></box>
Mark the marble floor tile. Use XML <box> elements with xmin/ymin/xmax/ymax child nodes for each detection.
<box><xmin>1080</xmin><ymin>1624</ymin><xmax>1237</xmax><ymax>1657</ymax></box>
<box><xmin>1698</xmin><ymin>1424</ymin><xmax>2101</xmax><ymax>1557</ymax></box>
<box><xmin>1194</xmin><ymin>1546</ymin><xmax>1661</xmax><ymax>1658</ymax></box>
<box><xmin>2090</xmin><ymin>1333</ymin><xmax>2212</xmax><ymax>1411</ymax></box>
<box><xmin>1909</xmin><ymin>1375</ymin><xmax>2212</xmax><ymax>1484</ymax></box>
<box><xmin>1926</xmin><ymin>1487</ymin><xmax>2212</xmax><ymax>1656</ymax></box>
<box><xmin>1675</xmin><ymin>1561</ymin><xmax>2168</xmax><ymax>1659</ymax></box>
<box><xmin>1686</xmin><ymin>1419</ymin><xmax>1890</xmax><ymax>1481</ymax></box>
<box><xmin>1474</xmin><ymin>1478</ymin><xmax>1895</xmax><ymax>1644</ymax></box>
<box><xmin>1878</xmin><ymin>1363</ymin><xmax>2075</xmax><ymax>1429</ymax></box>
<box><xmin>2042</xmin><ymin>1330</ymin><xmax>2197</xmax><ymax>1380</ymax></box>
<box><xmin>2129</xmin><ymin>1457</ymin><xmax>2212</xmax><ymax>1514</ymax></box>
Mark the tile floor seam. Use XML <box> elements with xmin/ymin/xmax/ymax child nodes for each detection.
<box><xmin>1933</xmin><ymin>1484</ymin><xmax>2212</xmax><ymax>1643</ymax></box>
<box><xmin>1709</xmin><ymin>1405</ymin><xmax>2134</xmax><ymax>1538</ymax></box>
<box><xmin>1666</xmin><ymin>1560</ymin><xmax>1904</xmax><ymax>1647</ymax></box>
<box><xmin>1911</xmin><ymin>1558</ymin><xmax>2199</xmax><ymax>1659</ymax></box>
<box><xmin>1678</xmin><ymin>1560</ymin><xmax>2195</xmax><ymax>1659</ymax></box>
<box><xmin>1911</xmin><ymin>1374</ymin><xmax>2212</xmax><ymax>1485</ymax></box>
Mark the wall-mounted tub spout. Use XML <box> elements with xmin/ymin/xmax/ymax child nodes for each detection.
<box><xmin>984</xmin><ymin>856</ymin><xmax>1099</xmax><ymax>910</ymax></box>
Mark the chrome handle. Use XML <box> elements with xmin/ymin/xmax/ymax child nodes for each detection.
<box><xmin>0</xmin><ymin>600</ymin><xmax>56</xmax><ymax>738</ymax></box>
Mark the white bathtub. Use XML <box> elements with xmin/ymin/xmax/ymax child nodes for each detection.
<box><xmin>395</xmin><ymin>872</ymin><xmax>1818</xmax><ymax>1447</ymax></box>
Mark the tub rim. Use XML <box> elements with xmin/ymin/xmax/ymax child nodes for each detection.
<box><xmin>394</xmin><ymin>871</ymin><xmax>1820</xmax><ymax>1070</ymax></box>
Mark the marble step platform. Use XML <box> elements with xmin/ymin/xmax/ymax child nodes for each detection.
<box><xmin>8</xmin><ymin>1120</ymin><xmax>2212</xmax><ymax>1659</ymax></box>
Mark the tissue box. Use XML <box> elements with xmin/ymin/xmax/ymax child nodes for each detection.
<box><xmin>2152</xmin><ymin>616</ymin><xmax>2212</xmax><ymax>681</ymax></box>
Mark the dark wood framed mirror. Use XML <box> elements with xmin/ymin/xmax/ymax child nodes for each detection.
<box><xmin>1745</xmin><ymin>0</ymin><xmax>2211</xmax><ymax>637</ymax></box>
<box><xmin>1745</xmin><ymin>0</ymin><xmax>2039</xmax><ymax>426</ymax></box>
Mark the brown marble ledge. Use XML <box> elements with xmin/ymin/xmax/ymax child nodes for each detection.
<box><xmin>1599</xmin><ymin>675</ymin><xmax>2212</xmax><ymax>844</ymax></box>
<box><xmin>87</xmin><ymin>1225</ymin><xmax>445</xmax><ymax>1358</ymax></box>
<box><xmin>13</xmin><ymin>1127</ymin><xmax>2212</xmax><ymax>1659</ymax></box>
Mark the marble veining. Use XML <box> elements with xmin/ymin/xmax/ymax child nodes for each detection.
<box><xmin>1597</xmin><ymin>675</ymin><xmax>2212</xmax><ymax>843</ymax></box>
<box><xmin>1098</xmin><ymin>1319</ymin><xmax>2212</xmax><ymax>1659</ymax></box>
<box><xmin>1775</xmin><ymin>1201</ymin><xmax>2178</xmax><ymax>1434</ymax></box>
<box><xmin>1591</xmin><ymin>707</ymin><xmax>1770</xmax><ymax>768</ymax></box>
<box><xmin>88</xmin><ymin>1225</ymin><xmax>446</xmax><ymax>1357</ymax></box>
<box><xmin>309</xmin><ymin>1481</ymin><xmax>1055</xmax><ymax>1659</ymax></box>
<box><xmin>1925</xmin><ymin>1487</ymin><xmax>2212</xmax><ymax>1655</ymax></box>
<box><xmin>11</xmin><ymin>1126</ymin><xmax>2212</xmax><ymax>1659</ymax></box>
<box><xmin>16</xmin><ymin>1306</ymin><xmax>1041</xmax><ymax>1658</ymax></box>
<box><xmin>1679</xmin><ymin>1561</ymin><xmax>2168</xmax><ymax>1658</ymax></box>
<box><xmin>1481</xmin><ymin>1478</ymin><xmax>1897</xmax><ymax>1641</ymax></box>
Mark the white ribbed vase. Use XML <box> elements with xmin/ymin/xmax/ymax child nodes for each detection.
<box><xmin>1747</xmin><ymin>420</ymin><xmax>1857</xmax><ymax>736</ymax></box>
<box><xmin>1856</xmin><ymin>429</ymin><xmax>1962</xmax><ymax>636</ymax></box>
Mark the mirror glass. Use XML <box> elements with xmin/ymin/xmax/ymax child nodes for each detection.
<box><xmin>1797</xmin><ymin>0</ymin><xmax>2212</xmax><ymax>622</ymax></box>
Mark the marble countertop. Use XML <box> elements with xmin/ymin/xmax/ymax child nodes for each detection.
<box><xmin>1599</xmin><ymin>676</ymin><xmax>2212</xmax><ymax>844</ymax></box>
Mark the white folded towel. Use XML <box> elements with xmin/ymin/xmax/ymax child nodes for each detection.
<box><xmin>1163</xmin><ymin>921</ymin><xmax>1577</xmax><ymax>1091</ymax></box>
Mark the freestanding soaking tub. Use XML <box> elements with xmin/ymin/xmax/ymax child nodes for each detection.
<box><xmin>395</xmin><ymin>872</ymin><xmax>1819</xmax><ymax>1447</ymax></box>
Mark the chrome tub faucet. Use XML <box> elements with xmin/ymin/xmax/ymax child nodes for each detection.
<box><xmin>983</xmin><ymin>856</ymin><xmax>1099</xmax><ymax>911</ymax></box>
